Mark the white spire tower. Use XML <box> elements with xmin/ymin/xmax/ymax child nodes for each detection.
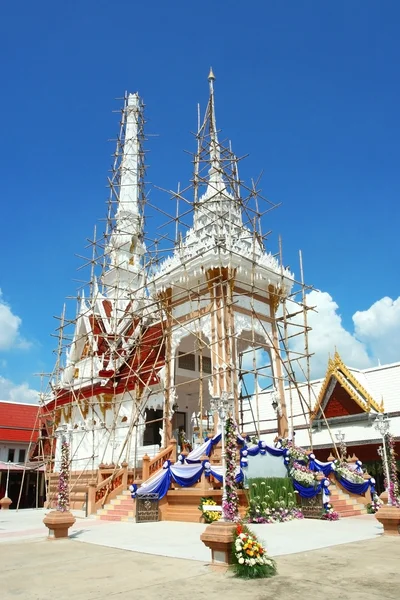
<box><xmin>103</xmin><ymin>93</ymin><xmax>146</xmax><ymax>302</ymax></box>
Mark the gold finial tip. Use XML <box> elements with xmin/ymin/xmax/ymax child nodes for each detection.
<box><xmin>208</xmin><ymin>67</ymin><xmax>216</xmax><ymax>81</ymax></box>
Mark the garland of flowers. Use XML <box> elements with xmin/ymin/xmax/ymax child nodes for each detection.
<box><xmin>57</xmin><ymin>439</ymin><xmax>70</xmax><ymax>512</ymax></box>
<box><xmin>321</xmin><ymin>502</ymin><xmax>339</xmax><ymax>521</ymax></box>
<box><xmin>280</xmin><ymin>438</ymin><xmax>309</xmax><ymax>464</ymax></box>
<box><xmin>289</xmin><ymin>461</ymin><xmax>316</xmax><ymax>487</ymax></box>
<box><xmin>367</xmin><ymin>495</ymin><xmax>383</xmax><ymax>514</ymax></box>
<box><xmin>198</xmin><ymin>496</ymin><xmax>221</xmax><ymax>523</ymax></box>
<box><xmin>386</xmin><ymin>433</ymin><xmax>400</xmax><ymax>507</ymax></box>
<box><xmin>334</xmin><ymin>461</ymin><xmax>365</xmax><ymax>484</ymax></box>
<box><xmin>222</xmin><ymin>416</ymin><xmax>239</xmax><ymax>521</ymax></box>
<box><xmin>231</xmin><ymin>523</ymin><xmax>277</xmax><ymax>579</ymax></box>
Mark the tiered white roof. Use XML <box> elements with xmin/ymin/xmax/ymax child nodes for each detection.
<box><xmin>153</xmin><ymin>70</ymin><xmax>293</xmax><ymax>295</ymax></box>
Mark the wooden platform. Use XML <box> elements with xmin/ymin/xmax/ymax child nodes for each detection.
<box><xmin>160</xmin><ymin>488</ymin><xmax>247</xmax><ymax>522</ymax></box>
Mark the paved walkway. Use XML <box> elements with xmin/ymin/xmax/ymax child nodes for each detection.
<box><xmin>2</xmin><ymin>533</ymin><xmax>400</xmax><ymax>600</ymax></box>
<box><xmin>0</xmin><ymin>508</ymin><xmax>383</xmax><ymax>560</ymax></box>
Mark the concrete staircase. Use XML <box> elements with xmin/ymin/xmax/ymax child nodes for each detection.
<box><xmin>96</xmin><ymin>490</ymin><xmax>135</xmax><ymax>522</ymax></box>
<box><xmin>329</xmin><ymin>482</ymin><xmax>368</xmax><ymax>517</ymax></box>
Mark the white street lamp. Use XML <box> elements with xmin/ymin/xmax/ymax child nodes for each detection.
<box><xmin>335</xmin><ymin>430</ymin><xmax>345</xmax><ymax>443</ymax></box>
<box><xmin>210</xmin><ymin>391</ymin><xmax>233</xmax><ymax>521</ymax></box>
<box><xmin>55</xmin><ymin>423</ymin><xmax>69</xmax><ymax>442</ymax></box>
<box><xmin>335</xmin><ymin>430</ymin><xmax>347</xmax><ymax>459</ymax></box>
<box><xmin>374</xmin><ymin>414</ymin><xmax>392</xmax><ymax>506</ymax></box>
<box><xmin>5</xmin><ymin>460</ymin><xmax>11</xmax><ymax>498</ymax></box>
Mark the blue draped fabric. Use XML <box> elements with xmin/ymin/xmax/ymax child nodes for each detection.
<box><xmin>308</xmin><ymin>458</ymin><xmax>334</xmax><ymax>476</ymax></box>
<box><xmin>137</xmin><ymin>463</ymin><xmax>204</xmax><ymax>499</ymax></box>
<box><xmin>185</xmin><ymin>433</ymin><xmax>222</xmax><ymax>463</ymax></box>
<box><xmin>243</xmin><ymin>442</ymin><xmax>285</xmax><ymax>458</ymax></box>
<box><xmin>170</xmin><ymin>464</ymin><xmax>203</xmax><ymax>487</ymax></box>
<box><xmin>335</xmin><ymin>473</ymin><xmax>370</xmax><ymax>495</ymax></box>
<box><xmin>293</xmin><ymin>480</ymin><xmax>323</xmax><ymax>498</ymax></box>
<box><xmin>209</xmin><ymin>466</ymin><xmax>243</xmax><ymax>484</ymax></box>
<box><xmin>136</xmin><ymin>468</ymin><xmax>172</xmax><ymax>500</ymax></box>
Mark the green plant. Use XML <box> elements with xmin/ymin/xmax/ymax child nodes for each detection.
<box><xmin>245</xmin><ymin>477</ymin><xmax>302</xmax><ymax>523</ymax></box>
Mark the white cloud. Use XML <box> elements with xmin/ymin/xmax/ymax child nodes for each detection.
<box><xmin>0</xmin><ymin>375</ymin><xmax>39</xmax><ymax>404</ymax></box>
<box><xmin>289</xmin><ymin>291</ymin><xmax>400</xmax><ymax>380</ymax></box>
<box><xmin>353</xmin><ymin>296</ymin><xmax>400</xmax><ymax>364</ymax></box>
<box><xmin>0</xmin><ymin>289</ymin><xmax>31</xmax><ymax>350</ymax></box>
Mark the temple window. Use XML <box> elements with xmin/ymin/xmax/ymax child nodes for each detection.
<box><xmin>178</xmin><ymin>352</ymin><xmax>196</xmax><ymax>371</ymax></box>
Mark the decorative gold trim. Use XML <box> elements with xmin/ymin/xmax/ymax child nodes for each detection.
<box><xmin>99</xmin><ymin>394</ymin><xmax>113</xmax><ymax>417</ymax></box>
<box><xmin>61</xmin><ymin>405</ymin><xmax>72</xmax><ymax>422</ymax></box>
<box><xmin>268</xmin><ymin>284</ymin><xmax>284</xmax><ymax>313</ymax></box>
<box><xmin>311</xmin><ymin>351</ymin><xmax>383</xmax><ymax>420</ymax></box>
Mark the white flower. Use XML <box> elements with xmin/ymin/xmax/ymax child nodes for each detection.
<box><xmin>238</xmin><ymin>558</ymin><xmax>244</xmax><ymax>564</ymax></box>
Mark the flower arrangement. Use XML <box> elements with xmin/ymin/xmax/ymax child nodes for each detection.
<box><xmin>367</xmin><ymin>495</ymin><xmax>383</xmax><ymax>514</ymax></box>
<box><xmin>231</xmin><ymin>523</ymin><xmax>277</xmax><ymax>579</ymax></box>
<box><xmin>280</xmin><ymin>438</ymin><xmax>309</xmax><ymax>464</ymax></box>
<box><xmin>321</xmin><ymin>502</ymin><xmax>339</xmax><ymax>521</ymax></box>
<box><xmin>334</xmin><ymin>461</ymin><xmax>365</xmax><ymax>484</ymax></box>
<box><xmin>246</xmin><ymin>478</ymin><xmax>303</xmax><ymax>524</ymax></box>
<box><xmin>223</xmin><ymin>416</ymin><xmax>239</xmax><ymax>521</ymax></box>
<box><xmin>289</xmin><ymin>462</ymin><xmax>316</xmax><ymax>487</ymax></box>
<box><xmin>198</xmin><ymin>496</ymin><xmax>221</xmax><ymax>523</ymax></box>
<box><xmin>57</xmin><ymin>439</ymin><xmax>70</xmax><ymax>512</ymax></box>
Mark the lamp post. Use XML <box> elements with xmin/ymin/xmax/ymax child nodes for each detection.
<box><xmin>335</xmin><ymin>430</ymin><xmax>346</xmax><ymax>460</ymax></box>
<box><xmin>374</xmin><ymin>414</ymin><xmax>392</xmax><ymax>506</ymax></box>
<box><xmin>210</xmin><ymin>391</ymin><xmax>233</xmax><ymax>522</ymax></box>
<box><xmin>5</xmin><ymin>460</ymin><xmax>11</xmax><ymax>498</ymax></box>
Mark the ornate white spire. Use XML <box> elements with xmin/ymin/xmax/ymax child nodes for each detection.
<box><xmin>103</xmin><ymin>93</ymin><xmax>146</xmax><ymax>301</ymax></box>
<box><xmin>154</xmin><ymin>71</ymin><xmax>294</xmax><ymax>297</ymax></box>
<box><xmin>207</xmin><ymin>67</ymin><xmax>225</xmax><ymax>194</ymax></box>
<box><xmin>117</xmin><ymin>93</ymin><xmax>140</xmax><ymax>219</ymax></box>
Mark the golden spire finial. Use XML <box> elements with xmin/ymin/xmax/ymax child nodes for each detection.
<box><xmin>208</xmin><ymin>66</ymin><xmax>216</xmax><ymax>81</ymax></box>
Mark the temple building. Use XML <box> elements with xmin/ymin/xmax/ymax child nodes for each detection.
<box><xmin>41</xmin><ymin>71</ymin><xmax>296</xmax><ymax>484</ymax></box>
<box><xmin>36</xmin><ymin>71</ymin><xmax>397</xmax><ymax>515</ymax></box>
<box><xmin>243</xmin><ymin>352</ymin><xmax>400</xmax><ymax>492</ymax></box>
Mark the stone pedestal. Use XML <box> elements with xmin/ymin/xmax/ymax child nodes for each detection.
<box><xmin>375</xmin><ymin>499</ymin><xmax>400</xmax><ymax>536</ymax></box>
<box><xmin>43</xmin><ymin>510</ymin><xmax>76</xmax><ymax>539</ymax></box>
<box><xmin>0</xmin><ymin>496</ymin><xmax>12</xmax><ymax>510</ymax></box>
<box><xmin>200</xmin><ymin>521</ymin><xmax>237</xmax><ymax>571</ymax></box>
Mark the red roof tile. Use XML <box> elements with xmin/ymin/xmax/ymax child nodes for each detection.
<box><xmin>0</xmin><ymin>402</ymin><xmax>40</xmax><ymax>443</ymax></box>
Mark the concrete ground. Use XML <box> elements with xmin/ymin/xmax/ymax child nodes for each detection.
<box><xmin>0</xmin><ymin>508</ymin><xmax>384</xmax><ymax>558</ymax></box>
<box><xmin>2</xmin><ymin>535</ymin><xmax>400</xmax><ymax>600</ymax></box>
<box><xmin>1</xmin><ymin>510</ymin><xmax>399</xmax><ymax>599</ymax></box>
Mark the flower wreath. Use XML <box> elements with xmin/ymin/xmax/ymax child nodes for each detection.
<box><xmin>231</xmin><ymin>523</ymin><xmax>277</xmax><ymax>579</ymax></box>
<box><xmin>198</xmin><ymin>496</ymin><xmax>221</xmax><ymax>524</ymax></box>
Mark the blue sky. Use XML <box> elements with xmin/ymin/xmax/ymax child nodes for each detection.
<box><xmin>1</xmin><ymin>1</ymin><xmax>399</xmax><ymax>400</ymax></box>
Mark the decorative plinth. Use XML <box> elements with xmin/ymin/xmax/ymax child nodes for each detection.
<box><xmin>375</xmin><ymin>505</ymin><xmax>400</xmax><ymax>536</ymax></box>
<box><xmin>200</xmin><ymin>521</ymin><xmax>236</xmax><ymax>572</ymax></box>
<box><xmin>0</xmin><ymin>496</ymin><xmax>12</xmax><ymax>510</ymax></box>
<box><xmin>43</xmin><ymin>510</ymin><xmax>76</xmax><ymax>539</ymax></box>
